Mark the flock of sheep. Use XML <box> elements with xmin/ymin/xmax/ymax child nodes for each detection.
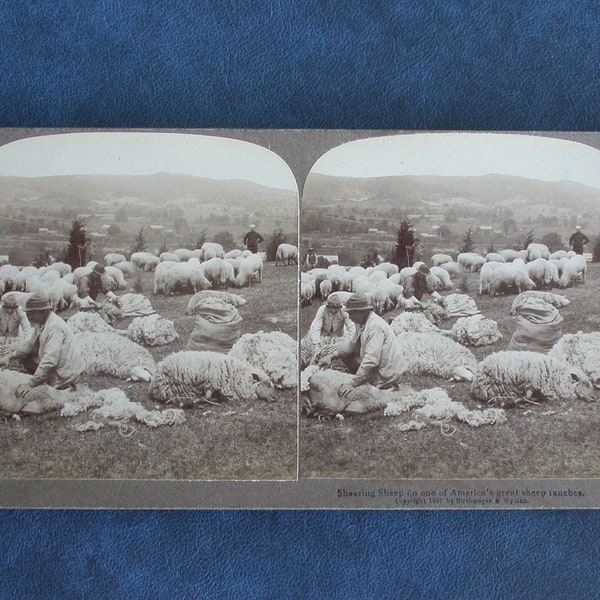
<box><xmin>300</xmin><ymin>241</ymin><xmax>598</xmax><ymax>429</ymax></box>
<box><xmin>0</xmin><ymin>241</ymin><xmax>300</xmax><ymax>429</ymax></box>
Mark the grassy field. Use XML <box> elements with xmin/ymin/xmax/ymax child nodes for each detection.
<box><xmin>300</xmin><ymin>263</ymin><xmax>600</xmax><ymax>480</ymax></box>
<box><xmin>0</xmin><ymin>261</ymin><xmax>298</xmax><ymax>481</ymax></box>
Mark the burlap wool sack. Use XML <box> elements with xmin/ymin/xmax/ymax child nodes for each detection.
<box><xmin>186</xmin><ymin>297</ymin><xmax>243</xmax><ymax>353</ymax></box>
<box><xmin>507</xmin><ymin>298</ymin><xmax>564</xmax><ymax>353</ymax></box>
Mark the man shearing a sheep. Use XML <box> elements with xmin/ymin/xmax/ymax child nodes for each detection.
<box><xmin>317</xmin><ymin>292</ymin><xmax>404</xmax><ymax>397</ymax></box>
<box><xmin>3</xmin><ymin>291</ymin><xmax>84</xmax><ymax>398</ymax></box>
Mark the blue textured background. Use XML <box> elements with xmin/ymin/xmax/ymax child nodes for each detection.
<box><xmin>2</xmin><ymin>1</ymin><xmax>600</xmax><ymax>597</ymax></box>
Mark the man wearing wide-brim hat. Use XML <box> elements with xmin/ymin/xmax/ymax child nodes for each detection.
<box><xmin>308</xmin><ymin>293</ymin><xmax>355</xmax><ymax>345</ymax></box>
<box><xmin>5</xmin><ymin>291</ymin><xmax>84</xmax><ymax>398</ymax></box>
<box><xmin>317</xmin><ymin>292</ymin><xmax>403</xmax><ymax>397</ymax></box>
<box><xmin>85</xmin><ymin>262</ymin><xmax>119</xmax><ymax>308</ymax></box>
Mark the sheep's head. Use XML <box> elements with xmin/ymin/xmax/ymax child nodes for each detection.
<box><xmin>571</xmin><ymin>371</ymin><xmax>597</xmax><ymax>402</ymax></box>
<box><xmin>452</xmin><ymin>366</ymin><xmax>474</xmax><ymax>382</ymax></box>
<box><xmin>251</xmin><ymin>370</ymin><xmax>276</xmax><ymax>402</ymax></box>
<box><xmin>128</xmin><ymin>366</ymin><xmax>153</xmax><ymax>382</ymax></box>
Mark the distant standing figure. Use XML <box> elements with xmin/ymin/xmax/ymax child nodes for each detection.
<box><xmin>569</xmin><ymin>225</ymin><xmax>589</xmax><ymax>255</ymax></box>
<box><xmin>305</xmin><ymin>247</ymin><xmax>317</xmax><ymax>268</ymax></box>
<box><xmin>243</xmin><ymin>224</ymin><xmax>264</xmax><ymax>254</ymax></box>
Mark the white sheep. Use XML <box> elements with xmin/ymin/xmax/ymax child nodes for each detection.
<box><xmin>153</xmin><ymin>261</ymin><xmax>179</xmax><ymax>295</ymax></box>
<box><xmin>450</xmin><ymin>314</ymin><xmax>503</xmax><ymax>347</ymax></box>
<box><xmin>149</xmin><ymin>351</ymin><xmax>276</xmax><ymax>405</ymax></box>
<box><xmin>224</xmin><ymin>249</ymin><xmax>243</xmax><ymax>259</ymax></box>
<box><xmin>489</xmin><ymin>264</ymin><xmax>536</xmax><ymax>295</ymax></box>
<box><xmin>74</xmin><ymin>331</ymin><xmax>155</xmax><ymax>381</ymax></box>
<box><xmin>471</xmin><ymin>351</ymin><xmax>596</xmax><ymax>405</ymax></box>
<box><xmin>228</xmin><ymin>331</ymin><xmax>297</xmax><ymax>389</ymax></box>
<box><xmin>104</xmin><ymin>266</ymin><xmax>127</xmax><ymax>290</ymax></box>
<box><xmin>67</xmin><ymin>311</ymin><xmax>126</xmax><ymax>335</ymax></box>
<box><xmin>130</xmin><ymin>252</ymin><xmax>160</xmax><ymax>272</ymax></box>
<box><xmin>104</xmin><ymin>253</ymin><xmax>127</xmax><ymax>266</ymax></box>
<box><xmin>526</xmin><ymin>243</ymin><xmax>551</xmax><ymax>261</ymax></box>
<box><xmin>159</xmin><ymin>252</ymin><xmax>180</xmax><ymax>262</ymax></box>
<box><xmin>485</xmin><ymin>252</ymin><xmax>506</xmax><ymax>263</ymax></box>
<box><xmin>457</xmin><ymin>252</ymin><xmax>486</xmax><ymax>272</ymax></box>
<box><xmin>225</xmin><ymin>257</ymin><xmax>242</xmax><ymax>276</ymax></box>
<box><xmin>111</xmin><ymin>261</ymin><xmax>137</xmax><ymax>277</ymax></box>
<box><xmin>430</xmin><ymin>266</ymin><xmax>453</xmax><ymax>290</ymax></box>
<box><xmin>439</xmin><ymin>261</ymin><xmax>462</xmax><ymax>276</ymax></box>
<box><xmin>373</xmin><ymin>262</ymin><xmax>398</xmax><ymax>277</ymax></box>
<box><xmin>319</xmin><ymin>279</ymin><xmax>332</xmax><ymax>300</ymax></box>
<box><xmin>46</xmin><ymin>262</ymin><xmax>72</xmax><ymax>277</ymax></box>
<box><xmin>395</xmin><ymin>332</ymin><xmax>478</xmax><ymax>381</ymax></box>
<box><xmin>172</xmin><ymin>248</ymin><xmax>195</xmax><ymax>261</ymax></box>
<box><xmin>164</xmin><ymin>263</ymin><xmax>212</xmax><ymax>295</ymax></box>
<box><xmin>550</xmin><ymin>250</ymin><xmax>568</xmax><ymax>260</ymax></box>
<box><xmin>200</xmin><ymin>243</ymin><xmax>225</xmax><ymax>261</ymax></box>
<box><xmin>235</xmin><ymin>254</ymin><xmax>263</xmax><ymax>287</ymax></box>
<box><xmin>306</xmin><ymin>268</ymin><xmax>329</xmax><ymax>284</ymax></box>
<box><xmin>525</xmin><ymin>258</ymin><xmax>560</xmax><ymax>289</ymax></box>
<box><xmin>126</xmin><ymin>314</ymin><xmax>179</xmax><ymax>346</ymax></box>
<box><xmin>390</xmin><ymin>312</ymin><xmax>443</xmax><ymax>335</ymax></box>
<box><xmin>301</xmin><ymin>273</ymin><xmax>316</xmax><ymax>305</ymax></box>
<box><xmin>559</xmin><ymin>254</ymin><xmax>587</xmax><ymax>288</ymax></box>
<box><xmin>201</xmin><ymin>257</ymin><xmax>236</xmax><ymax>288</ymax></box>
<box><xmin>431</xmin><ymin>253</ymin><xmax>453</xmax><ymax>266</ymax></box>
<box><xmin>478</xmin><ymin>261</ymin><xmax>505</xmax><ymax>295</ymax></box>
<box><xmin>498</xmin><ymin>249</ymin><xmax>521</xmax><ymax>262</ymax></box>
<box><xmin>275</xmin><ymin>243</ymin><xmax>298</xmax><ymax>266</ymax></box>
<box><xmin>549</xmin><ymin>332</ymin><xmax>600</xmax><ymax>388</ymax></box>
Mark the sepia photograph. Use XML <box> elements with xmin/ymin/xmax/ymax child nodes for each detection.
<box><xmin>300</xmin><ymin>131</ymin><xmax>600</xmax><ymax>480</ymax></box>
<box><xmin>0</xmin><ymin>130</ymin><xmax>298</xmax><ymax>481</ymax></box>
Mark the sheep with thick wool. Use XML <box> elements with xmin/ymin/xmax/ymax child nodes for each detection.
<box><xmin>301</xmin><ymin>273</ymin><xmax>316</xmax><ymax>305</ymax></box>
<box><xmin>104</xmin><ymin>266</ymin><xmax>127</xmax><ymax>290</ymax></box>
<box><xmin>431</xmin><ymin>253</ymin><xmax>453</xmax><ymax>266</ymax></box>
<box><xmin>159</xmin><ymin>252</ymin><xmax>180</xmax><ymax>263</ymax></box>
<box><xmin>430</xmin><ymin>266</ymin><xmax>453</xmax><ymax>290</ymax></box>
<box><xmin>395</xmin><ymin>332</ymin><xmax>478</xmax><ymax>381</ymax></box>
<box><xmin>130</xmin><ymin>252</ymin><xmax>160</xmax><ymax>272</ymax></box>
<box><xmin>153</xmin><ymin>261</ymin><xmax>179</xmax><ymax>294</ymax></box>
<box><xmin>200</xmin><ymin>243</ymin><xmax>225</xmax><ymax>261</ymax></box>
<box><xmin>457</xmin><ymin>252</ymin><xmax>486</xmax><ymax>272</ymax></box>
<box><xmin>549</xmin><ymin>332</ymin><xmax>600</xmax><ymax>388</ymax></box>
<box><xmin>439</xmin><ymin>261</ymin><xmax>462</xmax><ymax>276</ymax></box>
<box><xmin>74</xmin><ymin>331</ymin><xmax>155</xmax><ymax>381</ymax></box>
<box><xmin>478</xmin><ymin>261</ymin><xmax>505</xmax><ymax>295</ymax></box>
<box><xmin>149</xmin><ymin>351</ymin><xmax>276</xmax><ymax>405</ymax></box>
<box><xmin>489</xmin><ymin>264</ymin><xmax>536</xmax><ymax>295</ymax></box>
<box><xmin>104</xmin><ymin>253</ymin><xmax>127</xmax><ymax>266</ymax></box>
<box><xmin>228</xmin><ymin>331</ymin><xmax>297</xmax><ymax>389</ymax></box>
<box><xmin>559</xmin><ymin>254</ymin><xmax>587</xmax><ymax>288</ymax></box>
<box><xmin>275</xmin><ymin>243</ymin><xmax>298</xmax><ymax>266</ymax></box>
<box><xmin>235</xmin><ymin>254</ymin><xmax>263</xmax><ymax>287</ymax></box>
<box><xmin>46</xmin><ymin>262</ymin><xmax>72</xmax><ymax>277</ymax></box>
<box><xmin>485</xmin><ymin>253</ymin><xmax>506</xmax><ymax>263</ymax></box>
<box><xmin>201</xmin><ymin>257</ymin><xmax>236</xmax><ymax>288</ymax></box>
<box><xmin>471</xmin><ymin>351</ymin><xmax>596</xmax><ymax>405</ymax></box>
<box><xmin>164</xmin><ymin>263</ymin><xmax>212</xmax><ymax>295</ymax></box>
<box><xmin>112</xmin><ymin>261</ymin><xmax>137</xmax><ymax>277</ymax></box>
<box><xmin>525</xmin><ymin>258</ymin><xmax>560</xmax><ymax>289</ymax></box>
<box><xmin>526</xmin><ymin>243</ymin><xmax>551</xmax><ymax>261</ymax></box>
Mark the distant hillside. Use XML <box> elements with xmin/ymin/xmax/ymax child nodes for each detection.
<box><xmin>303</xmin><ymin>173</ymin><xmax>600</xmax><ymax>212</ymax></box>
<box><xmin>0</xmin><ymin>173</ymin><xmax>297</xmax><ymax>210</ymax></box>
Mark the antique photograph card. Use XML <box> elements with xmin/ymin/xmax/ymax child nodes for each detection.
<box><xmin>1</xmin><ymin>128</ymin><xmax>600</xmax><ymax>509</ymax></box>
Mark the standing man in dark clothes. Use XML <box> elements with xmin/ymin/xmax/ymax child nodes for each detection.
<box><xmin>569</xmin><ymin>225</ymin><xmax>589</xmax><ymax>255</ymax></box>
<box><xmin>243</xmin><ymin>224</ymin><xmax>264</xmax><ymax>254</ymax></box>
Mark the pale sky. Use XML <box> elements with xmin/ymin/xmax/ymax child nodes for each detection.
<box><xmin>0</xmin><ymin>132</ymin><xmax>298</xmax><ymax>192</ymax></box>
<box><xmin>311</xmin><ymin>133</ymin><xmax>600</xmax><ymax>191</ymax></box>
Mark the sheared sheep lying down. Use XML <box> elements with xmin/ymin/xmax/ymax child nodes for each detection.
<box><xmin>74</xmin><ymin>331</ymin><xmax>155</xmax><ymax>381</ymax></box>
<box><xmin>0</xmin><ymin>370</ymin><xmax>75</xmax><ymax>414</ymax></box>
<box><xmin>471</xmin><ymin>351</ymin><xmax>597</xmax><ymax>406</ymax></box>
<box><xmin>228</xmin><ymin>331</ymin><xmax>297</xmax><ymax>389</ymax></box>
<box><xmin>301</xmin><ymin>366</ymin><xmax>506</xmax><ymax>427</ymax></box>
<box><xmin>149</xmin><ymin>351</ymin><xmax>276</xmax><ymax>405</ymax></box>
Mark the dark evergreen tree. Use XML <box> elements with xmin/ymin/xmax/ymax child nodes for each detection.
<box><xmin>63</xmin><ymin>218</ymin><xmax>90</xmax><ymax>269</ymax></box>
<box><xmin>131</xmin><ymin>227</ymin><xmax>147</xmax><ymax>253</ymax></box>
<box><xmin>522</xmin><ymin>228</ymin><xmax>535</xmax><ymax>249</ymax></box>
<box><xmin>394</xmin><ymin>219</ymin><xmax>417</xmax><ymax>269</ymax></box>
<box><xmin>267</xmin><ymin>228</ymin><xmax>286</xmax><ymax>261</ymax></box>
<box><xmin>458</xmin><ymin>227</ymin><xmax>475</xmax><ymax>253</ymax></box>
